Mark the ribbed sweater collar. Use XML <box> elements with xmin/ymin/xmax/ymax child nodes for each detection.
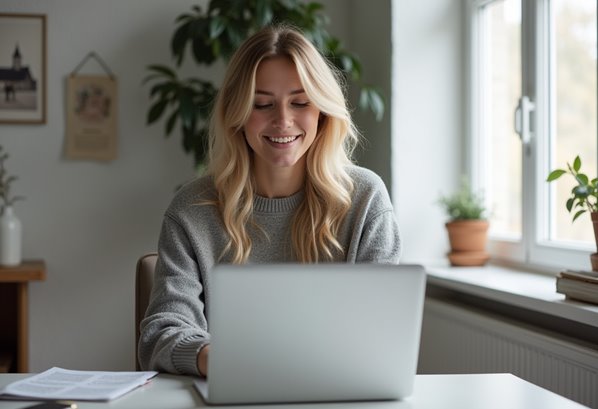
<box><xmin>253</xmin><ymin>190</ymin><xmax>304</xmax><ymax>214</ymax></box>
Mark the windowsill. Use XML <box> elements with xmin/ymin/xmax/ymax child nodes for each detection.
<box><xmin>424</xmin><ymin>264</ymin><xmax>598</xmax><ymax>329</ymax></box>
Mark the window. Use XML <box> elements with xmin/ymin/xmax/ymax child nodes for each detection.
<box><xmin>468</xmin><ymin>0</ymin><xmax>597</xmax><ymax>270</ymax></box>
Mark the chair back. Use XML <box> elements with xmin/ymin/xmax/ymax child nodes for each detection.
<box><xmin>135</xmin><ymin>253</ymin><xmax>157</xmax><ymax>370</ymax></box>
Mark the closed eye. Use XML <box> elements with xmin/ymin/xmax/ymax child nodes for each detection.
<box><xmin>292</xmin><ymin>102</ymin><xmax>310</xmax><ymax>108</ymax></box>
<box><xmin>254</xmin><ymin>103</ymin><xmax>272</xmax><ymax>110</ymax></box>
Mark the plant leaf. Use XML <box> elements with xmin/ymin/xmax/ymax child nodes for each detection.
<box><xmin>147</xmin><ymin>99</ymin><xmax>169</xmax><ymax>125</ymax></box>
<box><xmin>165</xmin><ymin>109</ymin><xmax>178</xmax><ymax>136</ymax></box>
<box><xmin>573</xmin><ymin>185</ymin><xmax>589</xmax><ymax>198</ymax></box>
<box><xmin>359</xmin><ymin>87</ymin><xmax>384</xmax><ymax>121</ymax></box>
<box><xmin>209</xmin><ymin>16</ymin><xmax>226</xmax><ymax>39</ymax></box>
<box><xmin>566</xmin><ymin>197</ymin><xmax>575</xmax><ymax>212</ymax></box>
<box><xmin>149</xmin><ymin>82</ymin><xmax>177</xmax><ymax>98</ymax></box>
<box><xmin>350</xmin><ymin>55</ymin><xmax>362</xmax><ymax>80</ymax></box>
<box><xmin>171</xmin><ymin>21</ymin><xmax>192</xmax><ymax>66</ymax></box>
<box><xmin>175</xmin><ymin>13</ymin><xmax>194</xmax><ymax>24</ymax></box>
<box><xmin>576</xmin><ymin>173</ymin><xmax>589</xmax><ymax>185</ymax></box>
<box><xmin>255</xmin><ymin>0</ymin><xmax>274</xmax><ymax>27</ymax></box>
<box><xmin>146</xmin><ymin>65</ymin><xmax>176</xmax><ymax>78</ymax></box>
<box><xmin>437</xmin><ymin>176</ymin><xmax>486</xmax><ymax>220</ymax></box>
<box><xmin>573</xmin><ymin>156</ymin><xmax>581</xmax><ymax>172</ymax></box>
<box><xmin>182</xmin><ymin>125</ymin><xmax>196</xmax><ymax>153</ymax></box>
<box><xmin>225</xmin><ymin>23</ymin><xmax>246</xmax><ymax>52</ymax></box>
<box><xmin>142</xmin><ymin>74</ymin><xmax>164</xmax><ymax>86</ymax></box>
<box><xmin>178</xmin><ymin>90</ymin><xmax>196</xmax><ymax>129</ymax></box>
<box><xmin>572</xmin><ymin>209</ymin><xmax>586</xmax><ymax>222</ymax></box>
<box><xmin>279</xmin><ymin>0</ymin><xmax>299</xmax><ymax>9</ymax></box>
<box><xmin>190</xmin><ymin>19</ymin><xmax>216</xmax><ymax>64</ymax></box>
<box><xmin>546</xmin><ymin>169</ymin><xmax>566</xmax><ymax>182</ymax></box>
<box><xmin>339</xmin><ymin>54</ymin><xmax>353</xmax><ymax>74</ymax></box>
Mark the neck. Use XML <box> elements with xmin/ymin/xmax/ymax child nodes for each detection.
<box><xmin>253</xmin><ymin>160</ymin><xmax>306</xmax><ymax>198</ymax></box>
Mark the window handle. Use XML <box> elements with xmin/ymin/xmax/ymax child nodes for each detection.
<box><xmin>514</xmin><ymin>95</ymin><xmax>535</xmax><ymax>145</ymax></box>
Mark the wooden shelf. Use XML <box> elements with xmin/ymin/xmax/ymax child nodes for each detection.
<box><xmin>0</xmin><ymin>260</ymin><xmax>46</xmax><ymax>282</ymax></box>
<box><xmin>0</xmin><ymin>260</ymin><xmax>46</xmax><ymax>372</ymax></box>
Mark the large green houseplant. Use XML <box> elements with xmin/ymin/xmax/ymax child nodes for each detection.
<box><xmin>144</xmin><ymin>0</ymin><xmax>385</xmax><ymax>168</ymax></box>
<box><xmin>438</xmin><ymin>177</ymin><xmax>489</xmax><ymax>267</ymax></box>
<box><xmin>547</xmin><ymin>155</ymin><xmax>598</xmax><ymax>270</ymax></box>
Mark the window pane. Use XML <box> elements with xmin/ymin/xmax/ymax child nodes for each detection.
<box><xmin>551</xmin><ymin>0</ymin><xmax>597</xmax><ymax>244</ymax></box>
<box><xmin>485</xmin><ymin>0</ymin><xmax>522</xmax><ymax>239</ymax></box>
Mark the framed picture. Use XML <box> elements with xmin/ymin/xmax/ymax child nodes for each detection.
<box><xmin>0</xmin><ymin>13</ymin><xmax>46</xmax><ymax>124</ymax></box>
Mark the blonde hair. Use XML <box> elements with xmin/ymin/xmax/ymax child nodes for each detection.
<box><xmin>206</xmin><ymin>25</ymin><xmax>359</xmax><ymax>263</ymax></box>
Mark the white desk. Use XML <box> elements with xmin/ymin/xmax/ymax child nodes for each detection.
<box><xmin>0</xmin><ymin>373</ymin><xmax>588</xmax><ymax>408</ymax></box>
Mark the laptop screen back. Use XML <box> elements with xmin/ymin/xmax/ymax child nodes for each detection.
<box><xmin>205</xmin><ymin>263</ymin><xmax>426</xmax><ymax>405</ymax></box>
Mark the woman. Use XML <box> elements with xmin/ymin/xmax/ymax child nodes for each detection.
<box><xmin>139</xmin><ymin>25</ymin><xmax>401</xmax><ymax>376</ymax></box>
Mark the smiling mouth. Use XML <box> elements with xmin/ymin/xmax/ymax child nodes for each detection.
<box><xmin>265</xmin><ymin>134</ymin><xmax>300</xmax><ymax>144</ymax></box>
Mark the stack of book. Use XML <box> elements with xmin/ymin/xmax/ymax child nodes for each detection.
<box><xmin>556</xmin><ymin>270</ymin><xmax>598</xmax><ymax>305</ymax></box>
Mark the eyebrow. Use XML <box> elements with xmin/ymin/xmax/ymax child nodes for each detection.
<box><xmin>255</xmin><ymin>89</ymin><xmax>306</xmax><ymax>96</ymax></box>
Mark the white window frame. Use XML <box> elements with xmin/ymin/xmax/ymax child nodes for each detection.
<box><xmin>467</xmin><ymin>0</ymin><xmax>595</xmax><ymax>273</ymax></box>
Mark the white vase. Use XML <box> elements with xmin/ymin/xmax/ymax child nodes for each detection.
<box><xmin>0</xmin><ymin>205</ymin><xmax>22</xmax><ymax>266</ymax></box>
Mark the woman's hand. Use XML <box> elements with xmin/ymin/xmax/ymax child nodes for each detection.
<box><xmin>198</xmin><ymin>344</ymin><xmax>210</xmax><ymax>377</ymax></box>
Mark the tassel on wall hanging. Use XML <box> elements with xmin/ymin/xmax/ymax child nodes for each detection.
<box><xmin>65</xmin><ymin>51</ymin><xmax>118</xmax><ymax>161</ymax></box>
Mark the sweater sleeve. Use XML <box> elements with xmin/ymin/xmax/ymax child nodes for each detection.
<box><xmin>345</xmin><ymin>166</ymin><xmax>402</xmax><ymax>264</ymax></box>
<box><xmin>355</xmin><ymin>208</ymin><xmax>402</xmax><ymax>263</ymax></box>
<box><xmin>138</xmin><ymin>213</ymin><xmax>210</xmax><ymax>375</ymax></box>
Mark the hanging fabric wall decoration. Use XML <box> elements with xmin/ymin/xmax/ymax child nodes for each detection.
<box><xmin>65</xmin><ymin>52</ymin><xmax>118</xmax><ymax>161</ymax></box>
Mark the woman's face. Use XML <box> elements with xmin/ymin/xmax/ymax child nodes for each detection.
<box><xmin>243</xmin><ymin>56</ymin><xmax>321</xmax><ymax>183</ymax></box>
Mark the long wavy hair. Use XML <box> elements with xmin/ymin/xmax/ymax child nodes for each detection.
<box><xmin>206</xmin><ymin>25</ymin><xmax>359</xmax><ymax>263</ymax></box>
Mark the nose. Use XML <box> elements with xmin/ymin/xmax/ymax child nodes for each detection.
<box><xmin>272</xmin><ymin>105</ymin><xmax>293</xmax><ymax>130</ymax></box>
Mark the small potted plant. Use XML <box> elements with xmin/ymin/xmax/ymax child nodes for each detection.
<box><xmin>547</xmin><ymin>155</ymin><xmax>598</xmax><ymax>270</ymax></box>
<box><xmin>0</xmin><ymin>145</ymin><xmax>24</xmax><ymax>266</ymax></box>
<box><xmin>438</xmin><ymin>177</ymin><xmax>489</xmax><ymax>267</ymax></box>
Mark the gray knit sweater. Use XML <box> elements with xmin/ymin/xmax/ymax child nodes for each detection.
<box><xmin>138</xmin><ymin>165</ymin><xmax>401</xmax><ymax>375</ymax></box>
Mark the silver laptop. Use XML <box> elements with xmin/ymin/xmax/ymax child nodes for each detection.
<box><xmin>194</xmin><ymin>263</ymin><xmax>426</xmax><ymax>405</ymax></box>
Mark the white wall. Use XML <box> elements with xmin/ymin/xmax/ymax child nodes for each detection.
<box><xmin>391</xmin><ymin>0</ymin><xmax>464</xmax><ymax>264</ymax></box>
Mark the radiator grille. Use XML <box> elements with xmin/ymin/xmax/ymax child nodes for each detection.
<box><xmin>419</xmin><ymin>298</ymin><xmax>598</xmax><ymax>408</ymax></box>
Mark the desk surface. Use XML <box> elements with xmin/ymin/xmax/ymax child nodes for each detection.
<box><xmin>0</xmin><ymin>373</ymin><xmax>589</xmax><ymax>409</ymax></box>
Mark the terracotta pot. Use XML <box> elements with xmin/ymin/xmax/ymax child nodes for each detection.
<box><xmin>445</xmin><ymin>220</ymin><xmax>489</xmax><ymax>252</ymax></box>
<box><xmin>445</xmin><ymin>220</ymin><xmax>490</xmax><ymax>267</ymax></box>
<box><xmin>591</xmin><ymin>213</ymin><xmax>598</xmax><ymax>272</ymax></box>
<box><xmin>447</xmin><ymin>251</ymin><xmax>490</xmax><ymax>267</ymax></box>
<box><xmin>592</xmin><ymin>212</ymin><xmax>598</xmax><ymax>252</ymax></box>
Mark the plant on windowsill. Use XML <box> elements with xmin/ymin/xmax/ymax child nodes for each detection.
<box><xmin>144</xmin><ymin>0</ymin><xmax>385</xmax><ymax>170</ymax></box>
<box><xmin>547</xmin><ymin>155</ymin><xmax>598</xmax><ymax>271</ymax></box>
<box><xmin>438</xmin><ymin>176</ymin><xmax>489</xmax><ymax>267</ymax></box>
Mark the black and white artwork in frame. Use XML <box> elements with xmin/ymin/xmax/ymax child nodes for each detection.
<box><xmin>0</xmin><ymin>13</ymin><xmax>46</xmax><ymax>124</ymax></box>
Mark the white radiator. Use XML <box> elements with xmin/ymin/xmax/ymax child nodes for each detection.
<box><xmin>419</xmin><ymin>298</ymin><xmax>598</xmax><ymax>408</ymax></box>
